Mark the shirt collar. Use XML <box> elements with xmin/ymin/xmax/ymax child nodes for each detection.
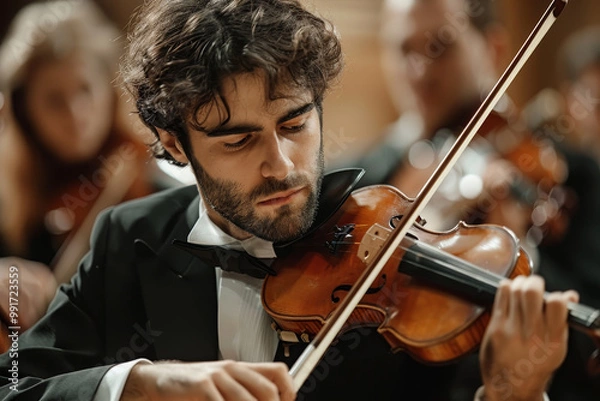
<box><xmin>187</xmin><ymin>195</ymin><xmax>277</xmax><ymax>259</ymax></box>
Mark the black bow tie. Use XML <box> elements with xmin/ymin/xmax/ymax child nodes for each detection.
<box><xmin>172</xmin><ymin>239</ymin><xmax>277</xmax><ymax>279</ymax></box>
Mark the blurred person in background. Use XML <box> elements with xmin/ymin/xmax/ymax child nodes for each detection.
<box><xmin>356</xmin><ymin>0</ymin><xmax>569</xmax><ymax>246</ymax></box>
<box><xmin>522</xmin><ymin>24</ymin><xmax>600</xmax><ymax>314</ymax></box>
<box><xmin>520</xmin><ymin>25</ymin><xmax>600</xmax><ymax>399</ymax></box>
<box><xmin>0</xmin><ymin>0</ymin><xmax>178</xmax><ymax>332</ymax></box>
<box><xmin>349</xmin><ymin>0</ymin><xmax>600</xmax><ymax>399</ymax></box>
<box><xmin>556</xmin><ymin>26</ymin><xmax>600</xmax><ymax>164</ymax></box>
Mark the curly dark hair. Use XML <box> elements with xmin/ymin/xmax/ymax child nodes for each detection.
<box><xmin>121</xmin><ymin>0</ymin><xmax>344</xmax><ymax>165</ymax></box>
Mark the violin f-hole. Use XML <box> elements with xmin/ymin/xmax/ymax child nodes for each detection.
<box><xmin>331</xmin><ymin>274</ymin><xmax>387</xmax><ymax>303</ymax></box>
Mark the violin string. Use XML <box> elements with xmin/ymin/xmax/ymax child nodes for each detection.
<box><xmin>302</xmin><ymin>232</ymin><xmax>600</xmax><ymax>330</ymax></box>
<box><xmin>394</xmin><ymin>245</ymin><xmax>506</xmax><ymax>288</ymax></box>
<box><xmin>321</xmin><ymin>237</ymin><xmax>599</xmax><ymax>327</ymax></box>
<box><xmin>318</xmin><ymin>239</ymin><xmax>506</xmax><ymax>289</ymax></box>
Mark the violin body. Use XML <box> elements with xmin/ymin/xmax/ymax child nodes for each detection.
<box><xmin>263</xmin><ymin>185</ymin><xmax>532</xmax><ymax>363</ymax></box>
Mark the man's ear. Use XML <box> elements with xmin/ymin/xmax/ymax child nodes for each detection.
<box><xmin>156</xmin><ymin>128</ymin><xmax>189</xmax><ymax>164</ymax></box>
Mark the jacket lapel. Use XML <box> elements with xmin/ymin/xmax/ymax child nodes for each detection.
<box><xmin>135</xmin><ymin>194</ymin><xmax>219</xmax><ymax>362</ymax></box>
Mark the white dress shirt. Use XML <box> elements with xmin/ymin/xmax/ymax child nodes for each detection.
<box><xmin>187</xmin><ymin>196</ymin><xmax>279</xmax><ymax>362</ymax></box>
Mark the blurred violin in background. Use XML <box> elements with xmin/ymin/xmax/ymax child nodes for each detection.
<box><xmin>372</xmin><ymin>100</ymin><xmax>575</xmax><ymax>252</ymax></box>
<box><xmin>474</xmin><ymin>99</ymin><xmax>576</xmax><ymax>246</ymax></box>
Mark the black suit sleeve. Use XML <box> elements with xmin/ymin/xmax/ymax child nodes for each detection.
<box><xmin>0</xmin><ymin>208</ymin><xmax>117</xmax><ymax>400</ymax></box>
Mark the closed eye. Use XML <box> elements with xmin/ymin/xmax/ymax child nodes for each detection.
<box><xmin>280</xmin><ymin>113</ymin><xmax>309</xmax><ymax>133</ymax></box>
<box><xmin>223</xmin><ymin>135</ymin><xmax>251</xmax><ymax>149</ymax></box>
<box><xmin>281</xmin><ymin>123</ymin><xmax>306</xmax><ymax>133</ymax></box>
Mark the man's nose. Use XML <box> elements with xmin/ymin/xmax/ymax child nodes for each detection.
<box><xmin>260</xmin><ymin>132</ymin><xmax>294</xmax><ymax>180</ymax></box>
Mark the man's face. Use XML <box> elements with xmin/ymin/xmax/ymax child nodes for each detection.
<box><xmin>184</xmin><ymin>72</ymin><xmax>324</xmax><ymax>242</ymax></box>
<box><xmin>381</xmin><ymin>0</ymin><xmax>498</xmax><ymax>134</ymax></box>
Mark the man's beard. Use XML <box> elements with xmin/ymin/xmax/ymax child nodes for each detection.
<box><xmin>189</xmin><ymin>150</ymin><xmax>324</xmax><ymax>243</ymax></box>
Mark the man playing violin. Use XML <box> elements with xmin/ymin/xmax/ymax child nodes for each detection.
<box><xmin>0</xmin><ymin>0</ymin><xmax>579</xmax><ymax>400</ymax></box>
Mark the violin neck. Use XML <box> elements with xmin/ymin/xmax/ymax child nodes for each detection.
<box><xmin>397</xmin><ymin>239</ymin><xmax>600</xmax><ymax>334</ymax></box>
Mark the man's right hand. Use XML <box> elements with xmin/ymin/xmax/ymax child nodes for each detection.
<box><xmin>122</xmin><ymin>360</ymin><xmax>296</xmax><ymax>401</ymax></box>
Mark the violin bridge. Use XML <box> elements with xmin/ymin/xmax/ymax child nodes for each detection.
<box><xmin>357</xmin><ymin>223</ymin><xmax>390</xmax><ymax>264</ymax></box>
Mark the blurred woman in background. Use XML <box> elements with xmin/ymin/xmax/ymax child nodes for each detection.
<box><xmin>0</xmin><ymin>0</ymin><xmax>175</xmax><ymax>331</ymax></box>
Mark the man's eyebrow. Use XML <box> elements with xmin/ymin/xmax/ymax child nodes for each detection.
<box><xmin>205</xmin><ymin>102</ymin><xmax>315</xmax><ymax>137</ymax></box>
<box><xmin>277</xmin><ymin>102</ymin><xmax>315</xmax><ymax>124</ymax></box>
<box><xmin>205</xmin><ymin>124</ymin><xmax>262</xmax><ymax>137</ymax></box>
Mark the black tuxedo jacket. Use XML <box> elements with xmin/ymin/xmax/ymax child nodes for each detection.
<box><xmin>0</xmin><ymin>185</ymin><xmax>481</xmax><ymax>400</ymax></box>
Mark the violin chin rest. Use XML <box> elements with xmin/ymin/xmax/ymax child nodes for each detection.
<box><xmin>274</xmin><ymin>168</ymin><xmax>364</xmax><ymax>250</ymax></box>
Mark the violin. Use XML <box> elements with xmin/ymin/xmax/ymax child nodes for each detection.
<box><xmin>262</xmin><ymin>0</ymin><xmax>600</xmax><ymax>390</ymax></box>
<box><xmin>263</xmin><ymin>171</ymin><xmax>600</xmax><ymax>364</ymax></box>
<box><xmin>386</xmin><ymin>104</ymin><xmax>573</xmax><ymax>248</ymax></box>
<box><xmin>475</xmin><ymin>104</ymin><xmax>575</xmax><ymax>245</ymax></box>
<box><xmin>47</xmin><ymin>135</ymin><xmax>153</xmax><ymax>285</ymax></box>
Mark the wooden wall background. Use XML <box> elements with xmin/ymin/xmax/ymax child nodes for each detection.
<box><xmin>2</xmin><ymin>0</ymin><xmax>599</xmax><ymax>167</ymax></box>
